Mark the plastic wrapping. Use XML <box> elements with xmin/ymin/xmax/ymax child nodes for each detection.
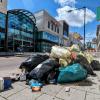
<box><xmin>59</xmin><ymin>59</ymin><xmax>68</xmax><ymax>67</ymax></box>
<box><xmin>57</xmin><ymin>63</ymin><xmax>87</xmax><ymax>83</ymax></box>
<box><xmin>50</xmin><ymin>46</ymin><xmax>71</xmax><ymax>60</ymax></box>
<box><xmin>29</xmin><ymin>58</ymin><xmax>60</xmax><ymax>82</ymax></box>
<box><xmin>19</xmin><ymin>54</ymin><xmax>49</xmax><ymax>72</ymax></box>
<box><xmin>84</xmin><ymin>53</ymin><xmax>94</xmax><ymax>64</ymax></box>
<box><xmin>91</xmin><ymin>60</ymin><xmax>100</xmax><ymax>70</ymax></box>
<box><xmin>70</xmin><ymin>44</ymin><xmax>80</xmax><ymax>52</ymax></box>
<box><xmin>74</xmin><ymin>55</ymin><xmax>95</xmax><ymax>75</ymax></box>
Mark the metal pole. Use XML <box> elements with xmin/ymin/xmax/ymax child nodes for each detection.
<box><xmin>84</xmin><ymin>7</ymin><xmax>86</xmax><ymax>50</ymax></box>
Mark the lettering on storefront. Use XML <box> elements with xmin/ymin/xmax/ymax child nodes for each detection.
<box><xmin>43</xmin><ymin>32</ymin><xmax>59</xmax><ymax>43</ymax></box>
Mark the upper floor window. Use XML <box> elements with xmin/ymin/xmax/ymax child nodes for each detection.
<box><xmin>48</xmin><ymin>21</ymin><xmax>50</xmax><ymax>29</ymax></box>
<box><xmin>0</xmin><ymin>0</ymin><xmax>2</xmax><ymax>2</ymax></box>
<box><xmin>57</xmin><ymin>27</ymin><xmax>59</xmax><ymax>33</ymax></box>
<box><xmin>55</xmin><ymin>26</ymin><xmax>56</xmax><ymax>32</ymax></box>
<box><xmin>51</xmin><ymin>23</ymin><xmax>53</xmax><ymax>30</ymax></box>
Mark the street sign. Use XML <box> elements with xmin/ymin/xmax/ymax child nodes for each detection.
<box><xmin>97</xmin><ymin>7</ymin><xmax>100</xmax><ymax>21</ymax></box>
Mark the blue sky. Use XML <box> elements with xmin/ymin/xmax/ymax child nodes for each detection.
<box><xmin>8</xmin><ymin>0</ymin><xmax>100</xmax><ymax>42</ymax></box>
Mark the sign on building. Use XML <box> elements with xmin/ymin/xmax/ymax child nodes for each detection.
<box><xmin>97</xmin><ymin>7</ymin><xmax>100</xmax><ymax>21</ymax></box>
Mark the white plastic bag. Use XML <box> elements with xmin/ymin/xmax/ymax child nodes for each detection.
<box><xmin>50</xmin><ymin>46</ymin><xmax>71</xmax><ymax>60</ymax></box>
<box><xmin>20</xmin><ymin>73</ymin><xmax>26</xmax><ymax>81</ymax></box>
<box><xmin>70</xmin><ymin>44</ymin><xmax>80</xmax><ymax>52</ymax></box>
<box><xmin>59</xmin><ymin>59</ymin><xmax>68</xmax><ymax>67</ymax></box>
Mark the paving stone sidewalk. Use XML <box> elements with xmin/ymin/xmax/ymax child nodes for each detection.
<box><xmin>0</xmin><ymin>71</ymin><xmax>100</xmax><ymax>100</ymax></box>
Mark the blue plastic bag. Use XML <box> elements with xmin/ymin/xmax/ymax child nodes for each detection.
<box><xmin>57</xmin><ymin>63</ymin><xmax>87</xmax><ymax>83</ymax></box>
<box><xmin>4</xmin><ymin>77</ymin><xmax>12</xmax><ymax>90</ymax></box>
<box><xmin>29</xmin><ymin>80</ymin><xmax>43</xmax><ymax>88</ymax></box>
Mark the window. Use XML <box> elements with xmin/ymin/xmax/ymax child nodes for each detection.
<box><xmin>0</xmin><ymin>0</ymin><xmax>2</xmax><ymax>2</ymax></box>
<box><xmin>51</xmin><ymin>23</ymin><xmax>53</xmax><ymax>30</ymax></box>
<box><xmin>0</xmin><ymin>13</ymin><xmax>6</xmax><ymax>29</ymax></box>
<box><xmin>48</xmin><ymin>21</ymin><xmax>50</xmax><ymax>28</ymax></box>
<box><xmin>57</xmin><ymin>27</ymin><xmax>59</xmax><ymax>33</ymax></box>
<box><xmin>55</xmin><ymin>26</ymin><xmax>56</xmax><ymax>32</ymax></box>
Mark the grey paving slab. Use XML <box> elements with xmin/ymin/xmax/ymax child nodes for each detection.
<box><xmin>56</xmin><ymin>88</ymin><xmax>86</xmax><ymax>100</ymax></box>
<box><xmin>8</xmin><ymin>88</ymin><xmax>42</xmax><ymax>100</ymax></box>
<box><xmin>85</xmin><ymin>93</ymin><xmax>95</xmax><ymax>100</ymax></box>
<box><xmin>0</xmin><ymin>83</ymin><xmax>26</xmax><ymax>98</ymax></box>
<box><xmin>85</xmin><ymin>93</ymin><xmax>100</xmax><ymax>100</ymax></box>
<box><xmin>36</xmin><ymin>94</ymin><xmax>61</xmax><ymax>100</ymax></box>
<box><xmin>72</xmin><ymin>82</ymin><xmax>96</xmax><ymax>92</ymax></box>
<box><xmin>0</xmin><ymin>96</ymin><xmax>6</xmax><ymax>100</ymax></box>
<box><xmin>72</xmin><ymin>76</ymin><xmax>100</xmax><ymax>94</ymax></box>
<box><xmin>41</xmin><ymin>84</ymin><xmax>63</xmax><ymax>96</ymax></box>
<box><xmin>14</xmin><ymin>81</ymin><xmax>30</xmax><ymax>88</ymax></box>
<box><xmin>86</xmin><ymin>84</ymin><xmax>100</xmax><ymax>94</ymax></box>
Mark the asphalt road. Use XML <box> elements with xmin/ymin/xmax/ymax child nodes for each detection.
<box><xmin>0</xmin><ymin>57</ymin><xmax>27</xmax><ymax>71</ymax></box>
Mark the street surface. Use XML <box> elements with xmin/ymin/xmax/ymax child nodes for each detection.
<box><xmin>0</xmin><ymin>56</ymin><xmax>100</xmax><ymax>100</ymax></box>
<box><xmin>0</xmin><ymin>57</ymin><xmax>27</xmax><ymax>77</ymax></box>
<box><xmin>0</xmin><ymin>57</ymin><xmax>27</xmax><ymax>71</ymax></box>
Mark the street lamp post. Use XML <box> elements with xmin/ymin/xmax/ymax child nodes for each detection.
<box><xmin>67</xmin><ymin>7</ymin><xmax>86</xmax><ymax>49</ymax></box>
<box><xmin>83</xmin><ymin>7</ymin><xmax>86</xmax><ymax>49</ymax></box>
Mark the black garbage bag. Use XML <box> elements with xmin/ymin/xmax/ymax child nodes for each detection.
<box><xmin>74</xmin><ymin>55</ymin><xmax>95</xmax><ymax>75</ymax></box>
<box><xmin>19</xmin><ymin>54</ymin><xmax>49</xmax><ymax>72</ymax></box>
<box><xmin>91</xmin><ymin>60</ymin><xmax>100</xmax><ymax>70</ymax></box>
<box><xmin>29</xmin><ymin>58</ymin><xmax>60</xmax><ymax>83</ymax></box>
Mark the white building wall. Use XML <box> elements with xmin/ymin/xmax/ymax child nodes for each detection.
<box><xmin>34</xmin><ymin>10</ymin><xmax>63</xmax><ymax>45</ymax></box>
<box><xmin>59</xmin><ymin>20</ymin><xmax>69</xmax><ymax>46</ymax></box>
<box><xmin>0</xmin><ymin>0</ymin><xmax>7</xmax><ymax>14</ymax></box>
<box><xmin>34</xmin><ymin>11</ymin><xmax>44</xmax><ymax>31</ymax></box>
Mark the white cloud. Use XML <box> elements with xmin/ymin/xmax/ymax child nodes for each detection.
<box><xmin>55</xmin><ymin>0</ymin><xmax>76</xmax><ymax>7</ymax></box>
<box><xmin>55</xmin><ymin>0</ymin><xmax>96</xmax><ymax>27</ymax></box>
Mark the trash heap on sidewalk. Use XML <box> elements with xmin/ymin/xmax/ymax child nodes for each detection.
<box><xmin>1</xmin><ymin>45</ymin><xmax>100</xmax><ymax>92</ymax></box>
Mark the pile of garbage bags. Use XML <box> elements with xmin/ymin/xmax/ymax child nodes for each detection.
<box><xmin>18</xmin><ymin>45</ymin><xmax>100</xmax><ymax>91</ymax></box>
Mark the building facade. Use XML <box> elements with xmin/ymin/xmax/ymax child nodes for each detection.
<box><xmin>0</xmin><ymin>12</ymin><xmax>6</xmax><ymax>51</ymax></box>
<box><xmin>34</xmin><ymin>10</ymin><xmax>69</xmax><ymax>52</ymax></box>
<box><xmin>0</xmin><ymin>0</ymin><xmax>7</xmax><ymax>51</ymax></box>
<box><xmin>86</xmin><ymin>41</ymin><xmax>97</xmax><ymax>50</ymax></box>
<box><xmin>6</xmin><ymin>9</ymin><xmax>37</xmax><ymax>52</ymax></box>
<box><xmin>96</xmin><ymin>25</ymin><xmax>100</xmax><ymax>50</ymax></box>
<box><xmin>59</xmin><ymin>20</ymin><xmax>69</xmax><ymax>46</ymax></box>
<box><xmin>0</xmin><ymin>0</ymin><xmax>7</xmax><ymax>14</ymax></box>
<box><xmin>0</xmin><ymin>1</ymin><xmax>37</xmax><ymax>52</ymax></box>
